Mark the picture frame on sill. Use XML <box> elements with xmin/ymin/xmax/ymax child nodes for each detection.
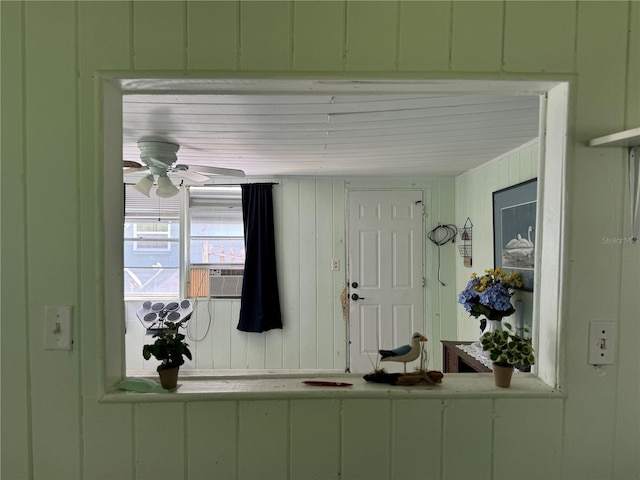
<box><xmin>492</xmin><ymin>179</ymin><xmax>537</xmax><ymax>291</ymax></box>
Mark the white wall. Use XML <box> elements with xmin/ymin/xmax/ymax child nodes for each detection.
<box><xmin>2</xmin><ymin>2</ymin><xmax>638</xmax><ymax>479</ymax></box>
<box><xmin>455</xmin><ymin>141</ymin><xmax>539</xmax><ymax>341</ymax></box>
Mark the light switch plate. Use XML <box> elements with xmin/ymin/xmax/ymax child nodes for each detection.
<box><xmin>588</xmin><ymin>321</ymin><xmax>616</xmax><ymax>365</ymax></box>
<box><xmin>45</xmin><ymin>305</ymin><xmax>73</xmax><ymax>350</ymax></box>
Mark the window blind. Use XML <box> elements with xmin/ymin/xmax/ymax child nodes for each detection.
<box><xmin>124</xmin><ymin>185</ymin><xmax>180</xmax><ymax>219</ymax></box>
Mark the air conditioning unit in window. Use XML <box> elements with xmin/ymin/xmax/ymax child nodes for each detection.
<box><xmin>209</xmin><ymin>268</ymin><xmax>244</xmax><ymax>298</ymax></box>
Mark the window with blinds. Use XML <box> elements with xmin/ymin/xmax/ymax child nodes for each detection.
<box><xmin>188</xmin><ymin>186</ymin><xmax>244</xmax><ymax>298</ymax></box>
<box><xmin>123</xmin><ymin>185</ymin><xmax>245</xmax><ymax>300</ymax></box>
<box><xmin>124</xmin><ymin>185</ymin><xmax>180</xmax><ymax>299</ymax></box>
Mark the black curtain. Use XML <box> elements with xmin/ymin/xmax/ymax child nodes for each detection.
<box><xmin>237</xmin><ymin>184</ymin><xmax>283</xmax><ymax>332</ymax></box>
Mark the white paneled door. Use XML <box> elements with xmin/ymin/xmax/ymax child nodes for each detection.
<box><xmin>348</xmin><ymin>190</ymin><xmax>424</xmax><ymax>373</ymax></box>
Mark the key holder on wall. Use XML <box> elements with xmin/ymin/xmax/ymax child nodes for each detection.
<box><xmin>458</xmin><ymin>218</ymin><xmax>473</xmax><ymax>267</ymax></box>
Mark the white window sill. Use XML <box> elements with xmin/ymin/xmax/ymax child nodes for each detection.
<box><xmin>100</xmin><ymin>371</ymin><xmax>561</xmax><ymax>403</ymax></box>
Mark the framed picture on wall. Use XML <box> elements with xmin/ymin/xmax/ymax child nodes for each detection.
<box><xmin>493</xmin><ymin>179</ymin><xmax>537</xmax><ymax>291</ymax></box>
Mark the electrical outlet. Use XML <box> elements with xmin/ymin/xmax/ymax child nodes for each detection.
<box><xmin>331</xmin><ymin>259</ymin><xmax>340</xmax><ymax>271</ymax></box>
<box><xmin>45</xmin><ymin>305</ymin><xmax>73</xmax><ymax>350</ymax></box>
<box><xmin>588</xmin><ymin>321</ymin><xmax>616</xmax><ymax>365</ymax></box>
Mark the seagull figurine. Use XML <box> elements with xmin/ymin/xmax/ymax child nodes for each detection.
<box><xmin>379</xmin><ymin>332</ymin><xmax>428</xmax><ymax>372</ymax></box>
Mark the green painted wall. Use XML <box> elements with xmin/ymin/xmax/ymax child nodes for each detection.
<box><xmin>2</xmin><ymin>1</ymin><xmax>638</xmax><ymax>479</ymax></box>
<box><xmin>455</xmin><ymin>140</ymin><xmax>539</xmax><ymax>342</ymax></box>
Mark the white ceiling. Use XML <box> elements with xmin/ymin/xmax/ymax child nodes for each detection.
<box><xmin>122</xmin><ymin>86</ymin><xmax>540</xmax><ymax>178</ymax></box>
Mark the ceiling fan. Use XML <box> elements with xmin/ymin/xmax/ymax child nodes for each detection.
<box><xmin>124</xmin><ymin>141</ymin><xmax>245</xmax><ymax>198</ymax></box>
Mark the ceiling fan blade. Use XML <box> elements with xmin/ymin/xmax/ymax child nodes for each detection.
<box><xmin>173</xmin><ymin>169</ymin><xmax>211</xmax><ymax>183</ymax></box>
<box><xmin>123</xmin><ymin>160</ymin><xmax>143</xmax><ymax>169</ymax></box>
<box><xmin>123</xmin><ymin>160</ymin><xmax>149</xmax><ymax>174</ymax></box>
<box><xmin>189</xmin><ymin>165</ymin><xmax>246</xmax><ymax>178</ymax></box>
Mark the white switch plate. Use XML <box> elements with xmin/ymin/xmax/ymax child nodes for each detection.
<box><xmin>45</xmin><ymin>305</ymin><xmax>73</xmax><ymax>350</ymax></box>
<box><xmin>588</xmin><ymin>321</ymin><xmax>616</xmax><ymax>365</ymax></box>
<box><xmin>331</xmin><ymin>259</ymin><xmax>340</xmax><ymax>271</ymax></box>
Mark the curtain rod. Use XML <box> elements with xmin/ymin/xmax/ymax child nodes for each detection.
<box><xmin>123</xmin><ymin>182</ymin><xmax>280</xmax><ymax>186</ymax></box>
<box><xmin>207</xmin><ymin>182</ymin><xmax>280</xmax><ymax>186</ymax></box>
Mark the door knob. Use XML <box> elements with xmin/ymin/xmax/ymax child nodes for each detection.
<box><xmin>351</xmin><ymin>293</ymin><xmax>365</xmax><ymax>300</ymax></box>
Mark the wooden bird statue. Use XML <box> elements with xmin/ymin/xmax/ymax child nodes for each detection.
<box><xmin>379</xmin><ymin>332</ymin><xmax>428</xmax><ymax>372</ymax></box>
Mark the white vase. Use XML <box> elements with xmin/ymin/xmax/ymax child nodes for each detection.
<box><xmin>481</xmin><ymin>319</ymin><xmax>503</xmax><ymax>359</ymax></box>
<box><xmin>483</xmin><ymin>319</ymin><xmax>503</xmax><ymax>335</ymax></box>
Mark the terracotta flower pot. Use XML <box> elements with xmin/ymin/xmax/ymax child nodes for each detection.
<box><xmin>158</xmin><ymin>366</ymin><xmax>180</xmax><ymax>390</ymax></box>
<box><xmin>492</xmin><ymin>362</ymin><xmax>514</xmax><ymax>388</ymax></box>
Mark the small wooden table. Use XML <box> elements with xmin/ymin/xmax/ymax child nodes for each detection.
<box><xmin>441</xmin><ymin>340</ymin><xmax>491</xmax><ymax>373</ymax></box>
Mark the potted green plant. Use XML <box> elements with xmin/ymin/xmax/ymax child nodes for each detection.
<box><xmin>142</xmin><ymin>321</ymin><xmax>192</xmax><ymax>390</ymax></box>
<box><xmin>480</xmin><ymin>322</ymin><xmax>535</xmax><ymax>388</ymax></box>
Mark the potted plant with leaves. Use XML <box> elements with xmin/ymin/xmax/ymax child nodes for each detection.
<box><xmin>142</xmin><ymin>321</ymin><xmax>192</xmax><ymax>390</ymax></box>
<box><xmin>480</xmin><ymin>322</ymin><xmax>535</xmax><ymax>387</ymax></box>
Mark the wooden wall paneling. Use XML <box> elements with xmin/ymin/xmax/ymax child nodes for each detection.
<box><xmin>191</xmin><ymin>301</ymin><xmax>214</xmax><ymax>369</ymax></box>
<box><xmin>454</xmin><ymin>173</ymin><xmax>473</xmax><ymax>341</ymax></box>
<box><xmin>504</xmin><ymin>1</ymin><xmax>577</xmax><ymax>74</ymax></box>
<box><xmin>424</xmin><ymin>186</ymin><xmax>441</xmax><ymax>363</ymax></box>
<box><xmin>132</xmin><ymin>1</ymin><xmax>186</xmax><ymax>70</ymax></box>
<box><xmin>430</xmin><ymin>179</ymin><xmax>457</xmax><ymax>359</ymax></box>
<box><xmin>281</xmin><ymin>179</ymin><xmax>302</xmax><ymax>368</ymax></box>
<box><xmin>627</xmin><ymin>1</ymin><xmax>640</xmax><ymax>128</ymax></box>
<box><xmin>332</xmin><ymin>180</ymin><xmax>347</xmax><ymax>369</ymax></box>
<box><xmin>316</xmin><ymin>179</ymin><xmax>337</xmax><ymax>368</ymax></box>
<box><xmin>391</xmin><ymin>399</ymin><xmax>443</xmax><ymax>480</ymax></box>
<box><xmin>247</xmin><ymin>323</ymin><xmax>267</xmax><ymax>368</ymax></box>
<box><xmin>77</xmin><ymin>0</ymin><xmax>131</xmax><ymax>398</ymax></box>
<box><xmin>517</xmin><ymin>142</ymin><xmax>537</xmax><ymax>181</ymax></box>
<box><xmin>615</xmin><ymin>241</ymin><xmax>640</xmax><ymax>477</ymax></box>
<box><xmin>293</xmin><ymin>0</ymin><xmax>346</xmax><ymax>71</ymax></box>
<box><xmin>398</xmin><ymin>0</ymin><xmax>452</xmax><ymax>72</ymax></box>
<box><xmin>187</xmin><ymin>0</ymin><xmax>239</xmax><ymax>70</ymax></box>
<box><xmin>450</xmin><ymin>1</ymin><xmax>503</xmax><ymax>72</ymax></box>
<box><xmin>230</xmin><ymin>300</ymin><xmax>240</xmax><ymax>364</ymax></box>
<box><xmin>454</xmin><ymin>141</ymin><xmax>539</xmax><ymax>344</ymax></box>
<box><xmin>290</xmin><ymin>399</ymin><xmax>342</xmax><ymax>479</ymax></box>
<box><xmin>441</xmin><ymin>399</ymin><xmax>492</xmax><ymax>479</ymax></box>
<box><xmin>125</xmin><ymin>301</ymin><xmax>149</xmax><ymax>371</ymax></box>
<box><xmin>212</xmin><ymin>299</ymin><xmax>234</xmax><ymax>369</ymax></box>
<box><xmin>0</xmin><ymin>3</ymin><xmax>30</xmax><ymax>478</ymax></box>
<box><xmin>299</xmin><ymin>178</ymin><xmax>319</xmax><ymax>368</ymax></box>
<box><xmin>135</xmin><ymin>403</ymin><xmax>185</xmax><ymax>479</ymax></box>
<box><xmin>345</xmin><ymin>1</ymin><xmax>399</xmax><ymax>71</ymax></box>
<box><xmin>237</xmin><ymin>400</ymin><xmax>289</xmax><ymax>480</ymax></box>
<box><xmin>341</xmin><ymin>399</ymin><xmax>392</xmax><ymax>480</ymax></box>
<box><xmin>575</xmin><ymin>2</ymin><xmax>629</xmax><ymax>141</ymax></box>
<box><xmin>24</xmin><ymin>3</ymin><xmax>81</xmax><ymax>478</ymax></box>
<box><xmin>614</xmin><ymin>6</ymin><xmax>640</xmax><ymax>476</ymax></box>
<box><xmin>562</xmin><ymin>3</ymin><xmax>630</xmax><ymax>478</ymax></box>
<box><xmin>507</xmin><ymin>150</ymin><xmax>523</xmax><ymax>183</ymax></box>
<box><xmin>82</xmin><ymin>400</ymin><xmax>134</xmax><ymax>480</ymax></box>
<box><xmin>187</xmin><ymin>401</ymin><xmax>238</xmax><ymax>479</ymax></box>
<box><xmin>264</xmin><ymin>328</ymin><xmax>284</xmax><ymax>369</ymax></box>
<box><xmin>231</xmin><ymin>306</ymin><xmax>249</xmax><ymax>369</ymax></box>
<box><xmin>495</xmin><ymin>155</ymin><xmax>510</xmax><ymax>189</ymax></box>
<box><xmin>572</xmin><ymin>6</ymin><xmax>628</xmax><ymax>308</ymax></box>
<box><xmin>493</xmin><ymin>398</ymin><xmax>563</xmax><ymax>480</ymax></box>
<box><xmin>239</xmin><ymin>1</ymin><xmax>292</xmax><ymax>71</ymax></box>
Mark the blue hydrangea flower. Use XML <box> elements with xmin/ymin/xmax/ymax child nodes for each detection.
<box><xmin>478</xmin><ymin>283</ymin><xmax>512</xmax><ymax>311</ymax></box>
<box><xmin>458</xmin><ymin>271</ymin><xmax>517</xmax><ymax>320</ymax></box>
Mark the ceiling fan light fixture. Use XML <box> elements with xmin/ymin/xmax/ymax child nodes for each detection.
<box><xmin>156</xmin><ymin>174</ymin><xmax>180</xmax><ymax>198</ymax></box>
<box><xmin>133</xmin><ymin>174</ymin><xmax>154</xmax><ymax>197</ymax></box>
